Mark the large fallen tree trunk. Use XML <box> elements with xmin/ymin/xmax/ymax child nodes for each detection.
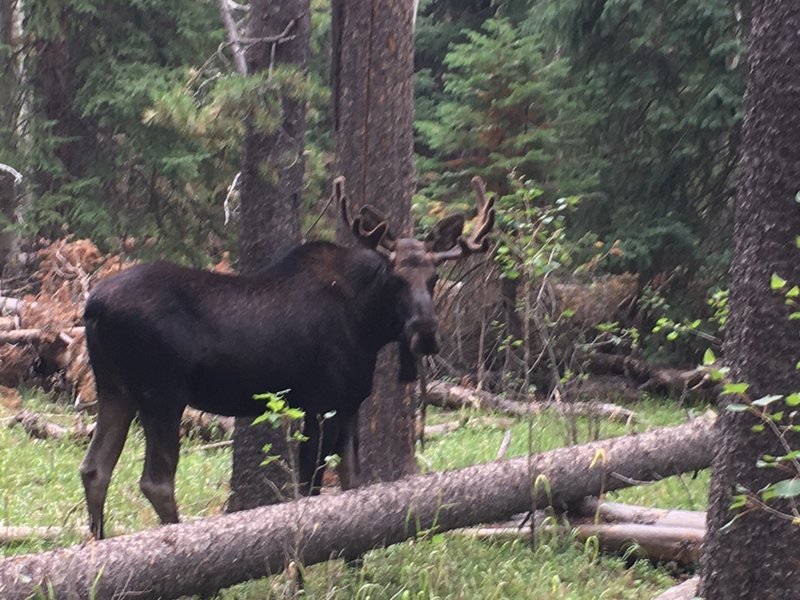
<box><xmin>424</xmin><ymin>381</ymin><xmax>637</xmax><ymax>423</ymax></box>
<box><xmin>0</xmin><ymin>418</ymin><xmax>714</xmax><ymax>600</ymax></box>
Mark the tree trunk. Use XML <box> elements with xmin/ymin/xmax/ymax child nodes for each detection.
<box><xmin>229</xmin><ymin>0</ymin><xmax>310</xmax><ymax>511</ymax></box>
<box><xmin>332</xmin><ymin>0</ymin><xmax>417</xmax><ymax>484</ymax></box>
<box><xmin>0</xmin><ymin>418</ymin><xmax>713</xmax><ymax>600</ymax></box>
<box><xmin>698</xmin><ymin>2</ymin><xmax>800</xmax><ymax>598</ymax></box>
<box><xmin>0</xmin><ymin>0</ymin><xmax>23</xmax><ymax>268</ymax></box>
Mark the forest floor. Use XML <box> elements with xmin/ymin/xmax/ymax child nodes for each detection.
<box><xmin>0</xmin><ymin>391</ymin><xmax>710</xmax><ymax>599</ymax></box>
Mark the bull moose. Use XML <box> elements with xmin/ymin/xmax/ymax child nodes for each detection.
<box><xmin>79</xmin><ymin>176</ymin><xmax>495</xmax><ymax>539</ymax></box>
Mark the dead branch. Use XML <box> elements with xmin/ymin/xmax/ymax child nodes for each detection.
<box><xmin>0</xmin><ymin>418</ymin><xmax>714</xmax><ymax>599</ymax></box>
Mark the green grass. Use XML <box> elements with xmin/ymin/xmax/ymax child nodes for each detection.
<box><xmin>0</xmin><ymin>393</ymin><xmax>710</xmax><ymax>598</ymax></box>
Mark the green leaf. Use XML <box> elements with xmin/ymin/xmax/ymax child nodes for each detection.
<box><xmin>765</xmin><ymin>479</ymin><xmax>800</xmax><ymax>500</ymax></box>
<box><xmin>666</xmin><ymin>331</ymin><xmax>679</xmax><ymax>341</ymax></box>
<box><xmin>787</xmin><ymin>286</ymin><xmax>800</xmax><ymax>299</ymax></box>
<box><xmin>751</xmin><ymin>423</ymin><xmax>765</xmax><ymax>432</ymax></box>
<box><xmin>786</xmin><ymin>393</ymin><xmax>800</xmax><ymax>406</ymax></box>
<box><xmin>726</xmin><ymin>403</ymin><xmax>750</xmax><ymax>412</ymax></box>
<box><xmin>752</xmin><ymin>394</ymin><xmax>782</xmax><ymax>407</ymax></box>
<box><xmin>770</xmin><ymin>273</ymin><xmax>787</xmax><ymax>290</ymax></box>
<box><xmin>702</xmin><ymin>348</ymin><xmax>716</xmax><ymax>366</ymax></box>
<box><xmin>722</xmin><ymin>382</ymin><xmax>749</xmax><ymax>395</ymax></box>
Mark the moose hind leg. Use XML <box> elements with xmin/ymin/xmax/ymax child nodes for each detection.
<box><xmin>139</xmin><ymin>406</ymin><xmax>182</xmax><ymax>525</ymax></box>
<box><xmin>79</xmin><ymin>394</ymin><xmax>136</xmax><ymax>539</ymax></box>
<box><xmin>336</xmin><ymin>414</ymin><xmax>361</xmax><ymax>491</ymax></box>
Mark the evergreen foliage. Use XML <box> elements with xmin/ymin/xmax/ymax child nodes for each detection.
<box><xmin>533</xmin><ymin>0</ymin><xmax>745</xmax><ymax>276</ymax></box>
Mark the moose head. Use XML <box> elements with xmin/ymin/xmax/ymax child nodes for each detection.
<box><xmin>336</xmin><ymin>176</ymin><xmax>496</xmax><ymax>376</ymax></box>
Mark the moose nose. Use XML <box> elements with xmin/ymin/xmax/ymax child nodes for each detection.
<box><xmin>406</xmin><ymin>317</ymin><xmax>440</xmax><ymax>355</ymax></box>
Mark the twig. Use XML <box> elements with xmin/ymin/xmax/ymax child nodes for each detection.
<box><xmin>0</xmin><ymin>162</ymin><xmax>23</xmax><ymax>184</ymax></box>
<box><xmin>496</xmin><ymin>429</ymin><xmax>512</xmax><ymax>460</ymax></box>
<box><xmin>216</xmin><ymin>0</ymin><xmax>248</xmax><ymax>75</ymax></box>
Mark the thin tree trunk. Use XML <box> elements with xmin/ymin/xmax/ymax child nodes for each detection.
<box><xmin>331</xmin><ymin>0</ymin><xmax>417</xmax><ymax>484</ymax></box>
<box><xmin>699</xmin><ymin>2</ymin><xmax>800</xmax><ymax>598</ymax></box>
<box><xmin>229</xmin><ymin>0</ymin><xmax>310</xmax><ymax>511</ymax></box>
<box><xmin>0</xmin><ymin>418</ymin><xmax>713</xmax><ymax>600</ymax></box>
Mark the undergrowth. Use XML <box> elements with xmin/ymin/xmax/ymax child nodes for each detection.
<box><xmin>0</xmin><ymin>391</ymin><xmax>709</xmax><ymax>598</ymax></box>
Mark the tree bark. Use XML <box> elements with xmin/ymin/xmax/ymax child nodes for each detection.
<box><xmin>332</xmin><ymin>0</ymin><xmax>417</xmax><ymax>484</ymax></box>
<box><xmin>0</xmin><ymin>418</ymin><xmax>713</xmax><ymax>600</ymax></box>
<box><xmin>698</xmin><ymin>2</ymin><xmax>800</xmax><ymax>598</ymax></box>
<box><xmin>0</xmin><ymin>0</ymin><xmax>23</xmax><ymax>268</ymax></box>
<box><xmin>228</xmin><ymin>0</ymin><xmax>310</xmax><ymax>511</ymax></box>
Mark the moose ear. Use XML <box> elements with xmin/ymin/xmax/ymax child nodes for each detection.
<box><xmin>360</xmin><ymin>205</ymin><xmax>397</xmax><ymax>244</ymax></box>
<box><xmin>425</xmin><ymin>214</ymin><xmax>465</xmax><ymax>252</ymax></box>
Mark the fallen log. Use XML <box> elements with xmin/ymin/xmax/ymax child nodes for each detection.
<box><xmin>180</xmin><ymin>407</ymin><xmax>234</xmax><ymax>442</ymax></box>
<box><xmin>11</xmin><ymin>410</ymin><xmax>94</xmax><ymax>441</ymax></box>
<box><xmin>573</xmin><ymin>523</ymin><xmax>704</xmax><ymax>567</ymax></box>
<box><xmin>460</xmin><ymin>522</ymin><xmax>704</xmax><ymax>567</ymax></box>
<box><xmin>425</xmin><ymin>381</ymin><xmax>636</xmax><ymax>423</ymax></box>
<box><xmin>575</xmin><ymin>498</ymin><xmax>706</xmax><ymax>530</ymax></box>
<box><xmin>415</xmin><ymin>416</ymin><xmax>517</xmax><ymax>440</ymax></box>
<box><xmin>0</xmin><ymin>527</ymin><xmax>65</xmax><ymax>546</ymax></box>
<box><xmin>0</xmin><ymin>296</ymin><xmax>32</xmax><ymax>315</ymax></box>
<box><xmin>580</xmin><ymin>351</ymin><xmax>714</xmax><ymax>397</ymax></box>
<box><xmin>0</xmin><ymin>417</ymin><xmax>713</xmax><ymax>600</ymax></box>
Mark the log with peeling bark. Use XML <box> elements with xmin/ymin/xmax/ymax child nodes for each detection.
<box><xmin>0</xmin><ymin>417</ymin><xmax>713</xmax><ymax>600</ymax></box>
<box><xmin>425</xmin><ymin>381</ymin><xmax>637</xmax><ymax>423</ymax></box>
<box><xmin>575</xmin><ymin>498</ymin><xmax>706</xmax><ymax>530</ymax></box>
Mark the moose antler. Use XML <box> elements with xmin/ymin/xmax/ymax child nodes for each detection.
<box><xmin>430</xmin><ymin>176</ymin><xmax>496</xmax><ymax>263</ymax></box>
<box><xmin>335</xmin><ymin>176</ymin><xmax>395</xmax><ymax>256</ymax></box>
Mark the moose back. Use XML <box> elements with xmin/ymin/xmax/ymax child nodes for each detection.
<box><xmin>80</xmin><ymin>177</ymin><xmax>495</xmax><ymax>539</ymax></box>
